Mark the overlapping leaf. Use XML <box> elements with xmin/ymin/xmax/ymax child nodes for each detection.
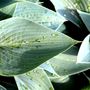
<box><xmin>0</xmin><ymin>17</ymin><xmax>77</xmax><ymax>76</ymax></box>
<box><xmin>40</xmin><ymin>61</ymin><xmax>69</xmax><ymax>83</ymax></box>
<box><xmin>50</xmin><ymin>0</ymin><xmax>90</xmax><ymax>12</ymax></box>
<box><xmin>13</xmin><ymin>1</ymin><xmax>66</xmax><ymax>30</ymax></box>
<box><xmin>48</xmin><ymin>46</ymin><xmax>90</xmax><ymax>76</ymax></box>
<box><xmin>0</xmin><ymin>0</ymin><xmax>20</xmax><ymax>16</ymax></box>
<box><xmin>40</xmin><ymin>45</ymin><xmax>90</xmax><ymax>82</ymax></box>
<box><xmin>15</xmin><ymin>68</ymin><xmax>54</xmax><ymax>90</ymax></box>
<box><xmin>0</xmin><ymin>0</ymin><xmax>40</xmax><ymax>18</ymax></box>
<box><xmin>50</xmin><ymin>0</ymin><xmax>90</xmax><ymax>32</ymax></box>
<box><xmin>77</xmin><ymin>35</ymin><xmax>90</xmax><ymax>64</ymax></box>
<box><xmin>50</xmin><ymin>0</ymin><xmax>83</xmax><ymax>28</ymax></box>
<box><xmin>78</xmin><ymin>10</ymin><xmax>90</xmax><ymax>32</ymax></box>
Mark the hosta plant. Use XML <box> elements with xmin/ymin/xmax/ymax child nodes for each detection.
<box><xmin>0</xmin><ymin>0</ymin><xmax>90</xmax><ymax>90</ymax></box>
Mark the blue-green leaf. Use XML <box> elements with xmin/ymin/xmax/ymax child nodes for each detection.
<box><xmin>40</xmin><ymin>61</ymin><xmax>69</xmax><ymax>83</ymax></box>
<box><xmin>15</xmin><ymin>68</ymin><xmax>54</xmax><ymax>90</ymax></box>
<box><xmin>49</xmin><ymin>46</ymin><xmax>90</xmax><ymax>76</ymax></box>
<box><xmin>0</xmin><ymin>17</ymin><xmax>77</xmax><ymax>76</ymax></box>
<box><xmin>13</xmin><ymin>1</ymin><xmax>66</xmax><ymax>30</ymax></box>
<box><xmin>0</xmin><ymin>0</ymin><xmax>39</xmax><ymax>17</ymax></box>
<box><xmin>78</xmin><ymin>10</ymin><xmax>90</xmax><ymax>32</ymax></box>
<box><xmin>77</xmin><ymin>35</ymin><xmax>90</xmax><ymax>64</ymax></box>
<box><xmin>50</xmin><ymin>0</ymin><xmax>90</xmax><ymax>12</ymax></box>
<box><xmin>50</xmin><ymin>0</ymin><xmax>84</xmax><ymax>28</ymax></box>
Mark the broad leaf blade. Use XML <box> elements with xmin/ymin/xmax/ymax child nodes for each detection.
<box><xmin>40</xmin><ymin>61</ymin><xmax>69</xmax><ymax>83</ymax></box>
<box><xmin>0</xmin><ymin>0</ymin><xmax>39</xmax><ymax>17</ymax></box>
<box><xmin>15</xmin><ymin>68</ymin><xmax>54</xmax><ymax>90</ymax></box>
<box><xmin>50</xmin><ymin>0</ymin><xmax>90</xmax><ymax>12</ymax></box>
<box><xmin>0</xmin><ymin>0</ymin><xmax>21</xmax><ymax>17</ymax></box>
<box><xmin>0</xmin><ymin>0</ymin><xmax>38</xmax><ymax>8</ymax></box>
<box><xmin>77</xmin><ymin>35</ymin><xmax>90</xmax><ymax>64</ymax></box>
<box><xmin>13</xmin><ymin>1</ymin><xmax>66</xmax><ymax>30</ymax></box>
<box><xmin>78</xmin><ymin>10</ymin><xmax>90</xmax><ymax>32</ymax></box>
<box><xmin>0</xmin><ymin>17</ymin><xmax>76</xmax><ymax>76</ymax></box>
<box><xmin>0</xmin><ymin>0</ymin><xmax>17</xmax><ymax>19</ymax></box>
<box><xmin>0</xmin><ymin>3</ymin><xmax>16</xmax><ymax>16</ymax></box>
<box><xmin>49</xmin><ymin>46</ymin><xmax>90</xmax><ymax>76</ymax></box>
<box><xmin>40</xmin><ymin>62</ymin><xmax>56</xmax><ymax>74</ymax></box>
<box><xmin>50</xmin><ymin>0</ymin><xmax>83</xmax><ymax>28</ymax></box>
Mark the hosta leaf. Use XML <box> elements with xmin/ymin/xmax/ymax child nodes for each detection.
<box><xmin>0</xmin><ymin>0</ymin><xmax>39</xmax><ymax>17</ymax></box>
<box><xmin>0</xmin><ymin>17</ymin><xmax>77</xmax><ymax>76</ymax></box>
<box><xmin>50</xmin><ymin>0</ymin><xmax>82</xmax><ymax>28</ymax></box>
<box><xmin>46</xmin><ymin>70</ymin><xmax>69</xmax><ymax>83</ymax></box>
<box><xmin>50</xmin><ymin>0</ymin><xmax>90</xmax><ymax>12</ymax></box>
<box><xmin>40</xmin><ymin>62</ymin><xmax>56</xmax><ymax>74</ymax></box>
<box><xmin>50</xmin><ymin>76</ymin><xmax>70</xmax><ymax>83</ymax></box>
<box><xmin>0</xmin><ymin>3</ymin><xmax>16</xmax><ymax>17</ymax></box>
<box><xmin>49</xmin><ymin>46</ymin><xmax>90</xmax><ymax>76</ymax></box>
<box><xmin>78</xmin><ymin>10</ymin><xmax>90</xmax><ymax>32</ymax></box>
<box><xmin>77</xmin><ymin>35</ymin><xmax>90</xmax><ymax>63</ymax></box>
<box><xmin>0</xmin><ymin>0</ymin><xmax>21</xmax><ymax>17</ymax></box>
<box><xmin>13</xmin><ymin>1</ymin><xmax>66</xmax><ymax>30</ymax></box>
<box><xmin>15</xmin><ymin>68</ymin><xmax>54</xmax><ymax>90</ymax></box>
<box><xmin>0</xmin><ymin>0</ymin><xmax>17</xmax><ymax>19</ymax></box>
<box><xmin>40</xmin><ymin>62</ymin><xmax>69</xmax><ymax>83</ymax></box>
<box><xmin>0</xmin><ymin>0</ymin><xmax>38</xmax><ymax>8</ymax></box>
<box><xmin>0</xmin><ymin>85</ymin><xmax>7</xmax><ymax>90</ymax></box>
